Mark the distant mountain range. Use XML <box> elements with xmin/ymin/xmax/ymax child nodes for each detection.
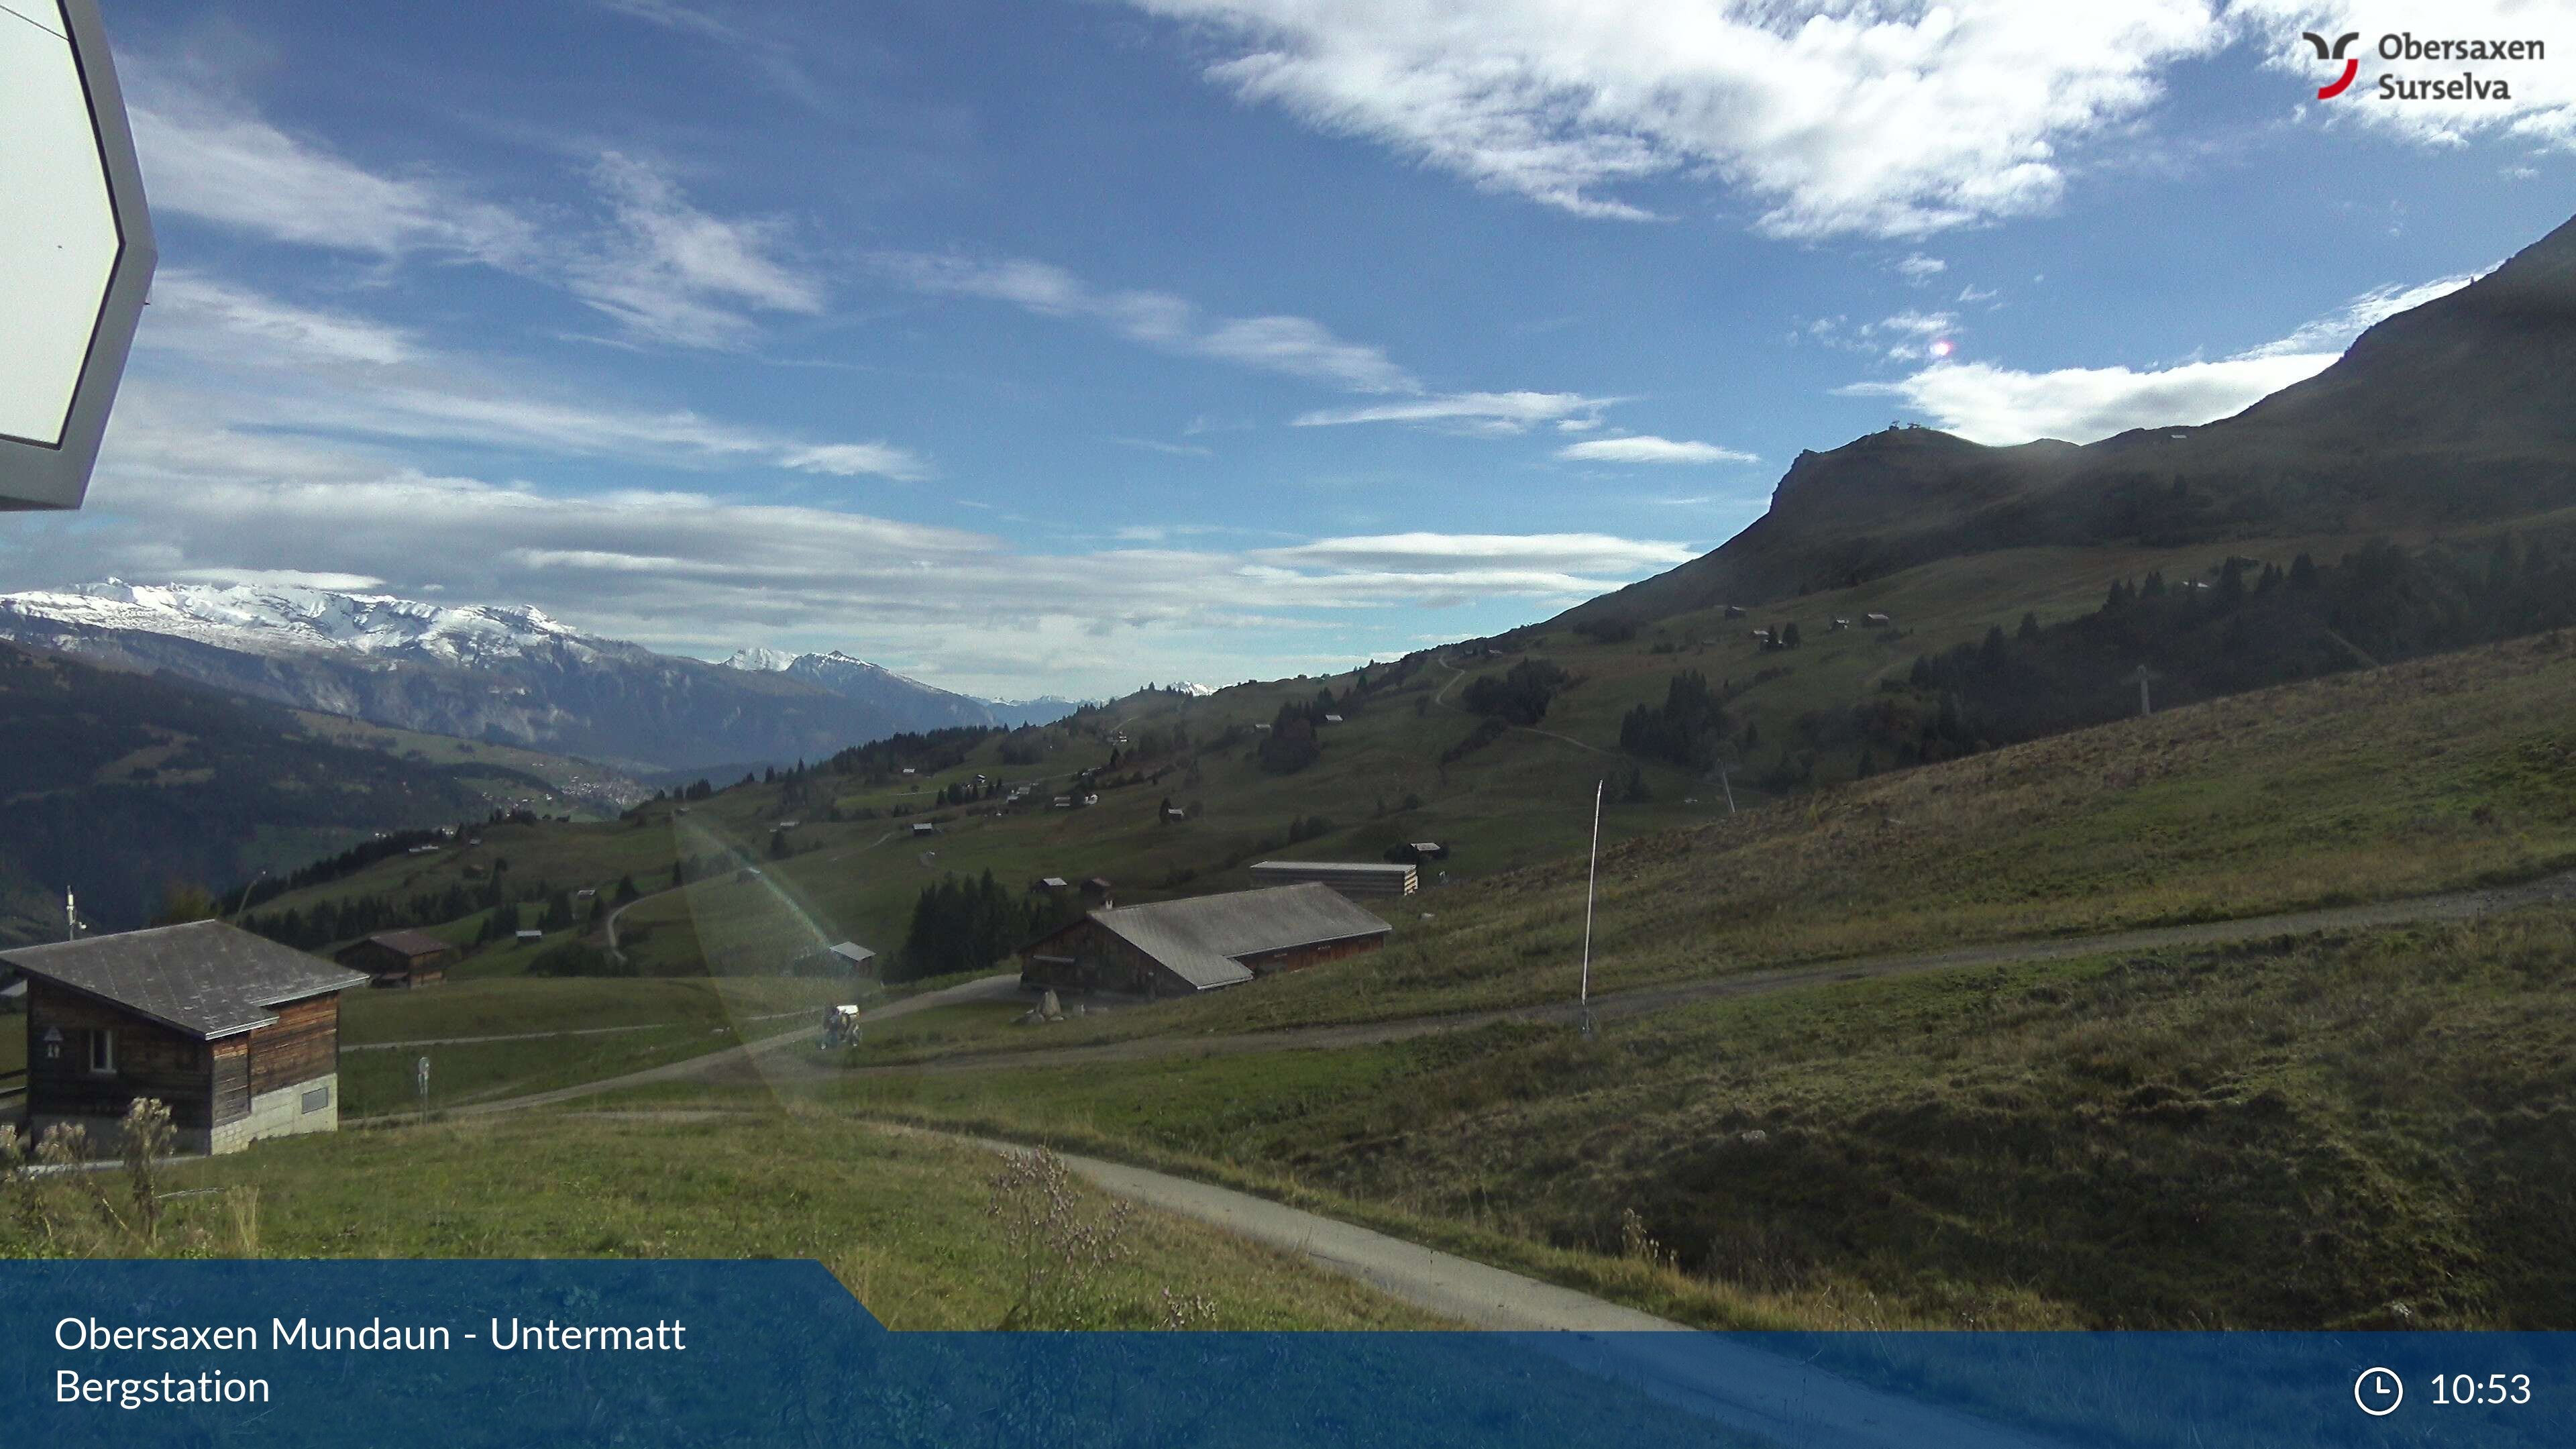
<box><xmin>0</xmin><ymin>581</ymin><xmax>1081</xmax><ymax>771</ymax></box>
<box><xmin>716</xmin><ymin>645</ymin><xmax>1083</xmax><ymax>730</ymax></box>
<box><xmin>1568</xmin><ymin>211</ymin><xmax>2576</xmax><ymax>627</ymax></box>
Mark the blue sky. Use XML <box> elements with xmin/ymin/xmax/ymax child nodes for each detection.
<box><xmin>10</xmin><ymin>0</ymin><xmax>2575</xmax><ymax>698</ymax></box>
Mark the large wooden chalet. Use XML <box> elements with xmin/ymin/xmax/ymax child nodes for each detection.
<box><xmin>3</xmin><ymin>921</ymin><xmax>368</xmax><ymax>1156</ymax></box>
<box><xmin>1020</xmin><ymin>883</ymin><xmax>1392</xmax><ymax>998</ymax></box>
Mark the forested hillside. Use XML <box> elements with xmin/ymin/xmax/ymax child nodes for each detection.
<box><xmin>0</xmin><ymin>642</ymin><xmax>555</xmax><ymax>941</ymax></box>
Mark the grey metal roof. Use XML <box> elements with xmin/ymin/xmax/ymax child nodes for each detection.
<box><xmin>1249</xmin><ymin>861</ymin><xmax>1417</xmax><ymax>877</ymax></box>
<box><xmin>1</xmin><ymin>920</ymin><xmax>368</xmax><ymax>1040</ymax></box>
<box><xmin>356</xmin><ymin>929</ymin><xmax>455</xmax><ymax>959</ymax></box>
<box><xmin>1088</xmin><ymin>883</ymin><xmax>1392</xmax><ymax>991</ymax></box>
<box><xmin>828</xmin><ymin>942</ymin><xmax>875</xmax><ymax>963</ymax></box>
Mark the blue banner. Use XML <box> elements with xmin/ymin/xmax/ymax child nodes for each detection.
<box><xmin>4</xmin><ymin>1260</ymin><xmax>2570</xmax><ymax>1448</ymax></box>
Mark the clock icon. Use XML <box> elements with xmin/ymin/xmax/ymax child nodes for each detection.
<box><xmin>2356</xmin><ymin>1367</ymin><xmax>2405</xmax><ymax>1417</ymax></box>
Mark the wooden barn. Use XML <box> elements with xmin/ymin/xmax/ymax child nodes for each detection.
<box><xmin>3</xmin><ymin>921</ymin><xmax>367</xmax><ymax>1156</ymax></box>
<box><xmin>1020</xmin><ymin>883</ymin><xmax>1392</xmax><ymax>998</ymax></box>
<box><xmin>334</xmin><ymin>929</ymin><xmax>456</xmax><ymax>989</ymax></box>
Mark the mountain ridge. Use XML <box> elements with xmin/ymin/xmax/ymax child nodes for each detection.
<box><xmin>0</xmin><ymin>580</ymin><xmax>1076</xmax><ymax>770</ymax></box>
<box><xmin>1566</xmin><ymin>211</ymin><xmax>2576</xmax><ymax>627</ymax></box>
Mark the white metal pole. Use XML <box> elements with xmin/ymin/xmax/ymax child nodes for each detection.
<box><xmin>1580</xmin><ymin>778</ymin><xmax>1603</xmax><ymax>1011</ymax></box>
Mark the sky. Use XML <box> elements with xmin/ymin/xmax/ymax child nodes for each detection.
<box><xmin>5</xmin><ymin>0</ymin><xmax>2573</xmax><ymax>699</ymax></box>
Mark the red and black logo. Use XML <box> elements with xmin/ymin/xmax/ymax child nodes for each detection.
<box><xmin>2304</xmin><ymin>30</ymin><xmax>2361</xmax><ymax>98</ymax></box>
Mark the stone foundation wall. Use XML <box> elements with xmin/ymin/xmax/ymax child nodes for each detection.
<box><xmin>209</xmin><ymin>1074</ymin><xmax>339</xmax><ymax>1155</ymax></box>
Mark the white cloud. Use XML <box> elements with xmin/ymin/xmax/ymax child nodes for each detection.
<box><xmin>168</xmin><ymin>568</ymin><xmax>390</xmax><ymax>592</ymax></box>
<box><xmin>1894</xmin><ymin>254</ymin><xmax>1947</xmax><ymax>283</ymax></box>
<box><xmin>1839</xmin><ymin>269</ymin><xmax>2483</xmax><ymax>443</ymax></box>
<box><xmin>1126</xmin><ymin>0</ymin><xmax>2231</xmax><ymax>237</ymax></box>
<box><xmin>136</xmin><ymin>272</ymin><xmax>926</xmax><ymax>480</ymax></box>
<box><xmin>1843</xmin><ymin>356</ymin><xmax>2330</xmax><ymax>445</ymax></box>
<box><xmin>16</xmin><ymin>404</ymin><xmax>1696</xmax><ymax>695</ymax></box>
<box><xmin>1292</xmin><ymin>390</ymin><xmax>1610</xmax><ymax>432</ymax></box>
<box><xmin>128</xmin><ymin>74</ymin><xmax>822</xmax><ymax>350</ymax></box>
<box><xmin>2233</xmin><ymin>273</ymin><xmax>2482</xmax><ymax>358</ymax></box>
<box><xmin>145</xmin><ymin>272</ymin><xmax>419</xmax><ymax>367</ymax></box>
<box><xmin>1112</xmin><ymin>437</ymin><xmax>1218</xmax><ymax>458</ymax></box>
<box><xmin>569</xmin><ymin>154</ymin><xmax>826</xmax><ymax>348</ymax></box>
<box><xmin>1873</xmin><ymin>310</ymin><xmax>1957</xmax><ymax>338</ymax></box>
<box><xmin>125</xmin><ymin>66</ymin><xmax>534</xmax><ymax>264</ymax></box>
<box><xmin>878</xmin><ymin>254</ymin><xmax>1417</xmax><ymax>393</ymax></box>
<box><xmin>779</xmin><ymin>444</ymin><xmax>933</xmax><ymax>482</ymax></box>
<box><xmin>1556</xmin><ymin>435</ymin><xmax>1758</xmax><ymax>465</ymax></box>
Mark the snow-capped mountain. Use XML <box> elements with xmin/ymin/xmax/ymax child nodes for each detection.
<box><xmin>9</xmin><ymin>580</ymin><xmax>606</xmax><ymax>667</ymax></box>
<box><xmin>720</xmin><ymin>646</ymin><xmax>1083</xmax><ymax>729</ymax></box>
<box><xmin>0</xmin><ymin>581</ymin><xmax>1063</xmax><ymax>770</ymax></box>
<box><xmin>720</xmin><ymin>645</ymin><xmax>798</xmax><ymax>673</ymax></box>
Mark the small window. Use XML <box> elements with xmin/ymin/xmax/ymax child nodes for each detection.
<box><xmin>301</xmin><ymin>1085</ymin><xmax>331</xmax><ymax>1114</ymax></box>
<box><xmin>87</xmin><ymin>1029</ymin><xmax>115</xmax><ymax>1074</ymax></box>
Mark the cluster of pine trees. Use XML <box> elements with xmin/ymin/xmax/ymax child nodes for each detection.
<box><xmin>1827</xmin><ymin>533</ymin><xmax>2576</xmax><ymax>771</ymax></box>
<box><xmin>1617</xmin><ymin>669</ymin><xmax>1732</xmax><ymax>770</ymax></box>
<box><xmin>1460</xmin><ymin>659</ymin><xmax>1571</xmax><ymax>726</ymax></box>
<box><xmin>1257</xmin><ymin>693</ymin><xmax>1338</xmax><ymax>775</ymax></box>
<box><xmin>896</xmin><ymin>870</ymin><xmax>1082</xmax><ymax>983</ymax></box>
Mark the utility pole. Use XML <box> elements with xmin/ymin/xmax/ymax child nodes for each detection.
<box><xmin>1578</xmin><ymin>778</ymin><xmax>1603</xmax><ymax>1038</ymax></box>
<box><xmin>2133</xmin><ymin>664</ymin><xmax>2153</xmax><ymax>717</ymax></box>
<box><xmin>1716</xmin><ymin>760</ymin><xmax>1738</xmax><ymax>815</ymax></box>
<box><xmin>65</xmin><ymin>888</ymin><xmax>79</xmax><ymax>941</ymax></box>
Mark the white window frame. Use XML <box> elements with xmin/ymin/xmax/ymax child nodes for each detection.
<box><xmin>87</xmin><ymin>1028</ymin><xmax>115</xmax><ymax>1074</ymax></box>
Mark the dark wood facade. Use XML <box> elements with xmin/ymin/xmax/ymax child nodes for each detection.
<box><xmin>1022</xmin><ymin>918</ymin><xmax>1181</xmax><ymax>997</ymax></box>
<box><xmin>24</xmin><ymin>979</ymin><xmax>342</xmax><ymax>1141</ymax></box>
<box><xmin>1232</xmin><ymin>934</ymin><xmax>1386</xmax><ymax>977</ymax></box>
<box><xmin>335</xmin><ymin>936</ymin><xmax>454</xmax><ymax>989</ymax></box>
<box><xmin>27</xmin><ymin>980</ymin><xmax>217</xmax><ymax>1130</ymax></box>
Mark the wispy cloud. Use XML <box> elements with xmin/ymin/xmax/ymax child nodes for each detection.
<box><xmin>1894</xmin><ymin>254</ymin><xmax>1947</xmax><ymax>284</ymax></box>
<box><xmin>1556</xmin><ymin>435</ymin><xmax>1758</xmax><ymax>465</ymax></box>
<box><xmin>1292</xmin><ymin>390</ymin><xmax>1611</xmax><ymax>433</ymax></box>
<box><xmin>566</xmin><ymin>154</ymin><xmax>826</xmax><ymax>349</ymax></box>
<box><xmin>877</xmin><ymin>253</ymin><xmax>1417</xmax><ymax>393</ymax></box>
<box><xmin>128</xmin><ymin>72</ymin><xmax>824</xmax><ymax>351</ymax></box>
<box><xmin>1839</xmin><ymin>268</ymin><xmax>2485</xmax><ymax>443</ymax></box>
<box><xmin>22</xmin><ymin>405</ymin><xmax>1695</xmax><ymax>695</ymax></box>
<box><xmin>136</xmin><ymin>272</ymin><xmax>926</xmax><ymax>480</ymax></box>
<box><xmin>1112</xmin><ymin>437</ymin><xmax>1218</xmax><ymax>458</ymax></box>
<box><xmin>128</xmin><ymin>73</ymin><xmax>533</xmax><ymax>264</ymax></box>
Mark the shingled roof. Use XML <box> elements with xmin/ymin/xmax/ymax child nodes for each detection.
<box><xmin>1083</xmin><ymin>883</ymin><xmax>1393</xmax><ymax>991</ymax></box>
<box><xmin>1</xmin><ymin>921</ymin><xmax>368</xmax><ymax>1039</ymax></box>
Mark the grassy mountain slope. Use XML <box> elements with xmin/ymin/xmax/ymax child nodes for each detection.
<box><xmin>0</xmin><ymin>641</ymin><xmax>598</xmax><ymax>941</ymax></box>
<box><xmin>733</xmin><ymin>633</ymin><xmax>2576</xmax><ymax>1331</ymax></box>
<box><xmin>223</xmin><ymin>519</ymin><xmax>2575</xmax><ymax>981</ymax></box>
